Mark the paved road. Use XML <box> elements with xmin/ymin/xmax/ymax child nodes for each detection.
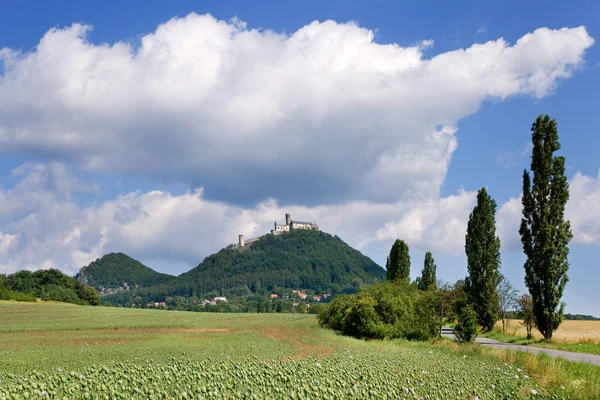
<box><xmin>441</xmin><ymin>327</ymin><xmax>600</xmax><ymax>367</ymax></box>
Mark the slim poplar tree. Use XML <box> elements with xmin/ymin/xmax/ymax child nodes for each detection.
<box><xmin>386</xmin><ymin>239</ymin><xmax>410</xmax><ymax>282</ymax></box>
<box><xmin>520</xmin><ymin>115</ymin><xmax>572</xmax><ymax>340</ymax></box>
<box><xmin>465</xmin><ymin>187</ymin><xmax>502</xmax><ymax>332</ymax></box>
<box><xmin>417</xmin><ymin>252</ymin><xmax>437</xmax><ymax>291</ymax></box>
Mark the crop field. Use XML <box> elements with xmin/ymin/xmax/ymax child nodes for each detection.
<box><xmin>0</xmin><ymin>301</ymin><xmax>570</xmax><ymax>399</ymax></box>
<box><xmin>497</xmin><ymin>319</ymin><xmax>600</xmax><ymax>343</ymax></box>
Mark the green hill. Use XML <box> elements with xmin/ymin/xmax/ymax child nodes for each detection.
<box><xmin>123</xmin><ymin>230</ymin><xmax>385</xmax><ymax>302</ymax></box>
<box><xmin>76</xmin><ymin>252</ymin><xmax>173</xmax><ymax>291</ymax></box>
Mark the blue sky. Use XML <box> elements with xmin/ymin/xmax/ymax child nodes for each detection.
<box><xmin>0</xmin><ymin>0</ymin><xmax>599</xmax><ymax>315</ymax></box>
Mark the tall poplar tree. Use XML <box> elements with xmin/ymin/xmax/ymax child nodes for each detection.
<box><xmin>417</xmin><ymin>252</ymin><xmax>437</xmax><ymax>290</ymax></box>
<box><xmin>465</xmin><ymin>187</ymin><xmax>502</xmax><ymax>332</ymax></box>
<box><xmin>386</xmin><ymin>239</ymin><xmax>410</xmax><ymax>282</ymax></box>
<box><xmin>520</xmin><ymin>114</ymin><xmax>572</xmax><ymax>340</ymax></box>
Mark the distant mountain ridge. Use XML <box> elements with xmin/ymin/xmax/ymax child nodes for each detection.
<box><xmin>76</xmin><ymin>252</ymin><xmax>173</xmax><ymax>294</ymax></box>
<box><xmin>102</xmin><ymin>230</ymin><xmax>385</xmax><ymax>304</ymax></box>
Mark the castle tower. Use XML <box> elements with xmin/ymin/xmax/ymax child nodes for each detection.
<box><xmin>285</xmin><ymin>213</ymin><xmax>291</xmax><ymax>225</ymax></box>
<box><xmin>239</xmin><ymin>235</ymin><xmax>245</xmax><ymax>247</ymax></box>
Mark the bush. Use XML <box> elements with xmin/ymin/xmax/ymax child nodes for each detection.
<box><xmin>318</xmin><ymin>281</ymin><xmax>437</xmax><ymax>340</ymax></box>
<box><xmin>308</xmin><ymin>303</ymin><xmax>326</xmax><ymax>314</ymax></box>
<box><xmin>3</xmin><ymin>269</ymin><xmax>100</xmax><ymax>306</ymax></box>
<box><xmin>455</xmin><ymin>306</ymin><xmax>478</xmax><ymax>343</ymax></box>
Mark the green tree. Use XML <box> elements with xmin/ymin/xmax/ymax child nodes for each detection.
<box><xmin>75</xmin><ymin>283</ymin><xmax>101</xmax><ymax>306</ymax></box>
<box><xmin>520</xmin><ymin>115</ymin><xmax>573</xmax><ymax>340</ymax></box>
<box><xmin>416</xmin><ymin>252</ymin><xmax>437</xmax><ymax>291</ymax></box>
<box><xmin>454</xmin><ymin>306</ymin><xmax>478</xmax><ymax>343</ymax></box>
<box><xmin>517</xmin><ymin>294</ymin><xmax>535</xmax><ymax>339</ymax></box>
<box><xmin>386</xmin><ymin>239</ymin><xmax>410</xmax><ymax>282</ymax></box>
<box><xmin>497</xmin><ymin>276</ymin><xmax>518</xmax><ymax>334</ymax></box>
<box><xmin>465</xmin><ymin>188</ymin><xmax>502</xmax><ymax>332</ymax></box>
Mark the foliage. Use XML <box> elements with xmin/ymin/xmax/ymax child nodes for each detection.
<box><xmin>517</xmin><ymin>294</ymin><xmax>536</xmax><ymax>339</ymax></box>
<box><xmin>416</xmin><ymin>252</ymin><xmax>436</xmax><ymax>291</ymax></box>
<box><xmin>307</xmin><ymin>303</ymin><xmax>326</xmax><ymax>314</ymax></box>
<box><xmin>454</xmin><ymin>305</ymin><xmax>478</xmax><ymax>343</ymax></box>
<box><xmin>520</xmin><ymin>115</ymin><xmax>573</xmax><ymax>340</ymax></box>
<box><xmin>3</xmin><ymin>269</ymin><xmax>99</xmax><ymax>305</ymax></box>
<box><xmin>76</xmin><ymin>252</ymin><xmax>173</xmax><ymax>290</ymax></box>
<box><xmin>428</xmin><ymin>280</ymin><xmax>467</xmax><ymax>336</ymax></box>
<box><xmin>106</xmin><ymin>230</ymin><xmax>384</xmax><ymax>305</ymax></box>
<box><xmin>0</xmin><ymin>275</ymin><xmax>36</xmax><ymax>302</ymax></box>
<box><xmin>318</xmin><ymin>281</ymin><xmax>438</xmax><ymax>340</ymax></box>
<box><xmin>386</xmin><ymin>239</ymin><xmax>410</xmax><ymax>282</ymax></box>
<box><xmin>465</xmin><ymin>187</ymin><xmax>502</xmax><ymax>332</ymax></box>
<box><xmin>497</xmin><ymin>276</ymin><xmax>519</xmax><ymax>334</ymax></box>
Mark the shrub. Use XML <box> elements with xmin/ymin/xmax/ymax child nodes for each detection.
<box><xmin>455</xmin><ymin>306</ymin><xmax>478</xmax><ymax>343</ymax></box>
<box><xmin>307</xmin><ymin>303</ymin><xmax>326</xmax><ymax>314</ymax></box>
<box><xmin>318</xmin><ymin>281</ymin><xmax>437</xmax><ymax>340</ymax></box>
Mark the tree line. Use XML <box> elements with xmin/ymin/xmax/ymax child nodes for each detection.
<box><xmin>320</xmin><ymin>114</ymin><xmax>574</xmax><ymax>342</ymax></box>
<box><xmin>0</xmin><ymin>269</ymin><xmax>100</xmax><ymax>306</ymax></box>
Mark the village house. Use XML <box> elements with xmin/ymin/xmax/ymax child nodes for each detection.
<box><xmin>291</xmin><ymin>290</ymin><xmax>307</xmax><ymax>300</ymax></box>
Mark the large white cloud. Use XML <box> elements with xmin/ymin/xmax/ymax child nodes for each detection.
<box><xmin>0</xmin><ymin>15</ymin><xmax>594</xmax><ymax>204</ymax></box>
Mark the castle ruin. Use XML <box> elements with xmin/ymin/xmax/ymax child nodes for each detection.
<box><xmin>237</xmin><ymin>213</ymin><xmax>319</xmax><ymax>247</ymax></box>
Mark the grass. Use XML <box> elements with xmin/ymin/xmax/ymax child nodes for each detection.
<box><xmin>485</xmin><ymin>321</ymin><xmax>600</xmax><ymax>356</ymax></box>
<box><xmin>0</xmin><ymin>301</ymin><xmax>597</xmax><ymax>399</ymax></box>
<box><xmin>437</xmin><ymin>339</ymin><xmax>600</xmax><ymax>399</ymax></box>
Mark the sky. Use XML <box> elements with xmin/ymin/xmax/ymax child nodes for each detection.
<box><xmin>0</xmin><ymin>0</ymin><xmax>599</xmax><ymax>315</ymax></box>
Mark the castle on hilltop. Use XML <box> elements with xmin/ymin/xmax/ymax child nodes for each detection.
<box><xmin>238</xmin><ymin>213</ymin><xmax>319</xmax><ymax>247</ymax></box>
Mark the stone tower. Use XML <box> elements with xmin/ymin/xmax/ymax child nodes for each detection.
<box><xmin>238</xmin><ymin>235</ymin><xmax>245</xmax><ymax>247</ymax></box>
<box><xmin>285</xmin><ymin>213</ymin><xmax>291</xmax><ymax>225</ymax></box>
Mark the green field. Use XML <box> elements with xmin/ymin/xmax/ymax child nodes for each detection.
<box><xmin>0</xmin><ymin>301</ymin><xmax>569</xmax><ymax>399</ymax></box>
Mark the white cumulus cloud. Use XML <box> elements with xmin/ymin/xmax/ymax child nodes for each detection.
<box><xmin>0</xmin><ymin>164</ymin><xmax>599</xmax><ymax>276</ymax></box>
<box><xmin>0</xmin><ymin>15</ymin><xmax>594</xmax><ymax>205</ymax></box>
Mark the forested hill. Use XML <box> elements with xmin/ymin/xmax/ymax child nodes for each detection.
<box><xmin>115</xmin><ymin>230</ymin><xmax>385</xmax><ymax>302</ymax></box>
<box><xmin>76</xmin><ymin>252</ymin><xmax>173</xmax><ymax>290</ymax></box>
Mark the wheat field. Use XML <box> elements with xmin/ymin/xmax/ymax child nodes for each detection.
<box><xmin>498</xmin><ymin>319</ymin><xmax>600</xmax><ymax>342</ymax></box>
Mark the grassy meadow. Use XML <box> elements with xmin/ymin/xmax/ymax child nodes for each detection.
<box><xmin>0</xmin><ymin>301</ymin><xmax>598</xmax><ymax>399</ymax></box>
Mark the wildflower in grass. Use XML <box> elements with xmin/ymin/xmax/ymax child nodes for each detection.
<box><xmin>404</xmin><ymin>387</ymin><xmax>409</xmax><ymax>394</ymax></box>
<box><xmin>531</xmin><ymin>389</ymin><xmax>537</xmax><ymax>395</ymax></box>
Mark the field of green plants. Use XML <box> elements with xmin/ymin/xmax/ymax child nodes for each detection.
<box><xmin>0</xmin><ymin>301</ymin><xmax>561</xmax><ymax>399</ymax></box>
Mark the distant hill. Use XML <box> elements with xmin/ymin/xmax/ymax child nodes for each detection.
<box><xmin>76</xmin><ymin>252</ymin><xmax>173</xmax><ymax>292</ymax></box>
<box><xmin>108</xmin><ymin>230</ymin><xmax>385</xmax><ymax>303</ymax></box>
